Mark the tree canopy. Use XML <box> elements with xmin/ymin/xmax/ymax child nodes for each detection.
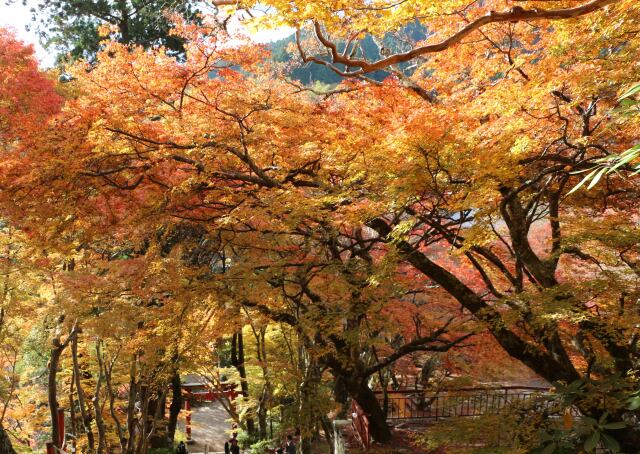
<box><xmin>0</xmin><ymin>1</ymin><xmax>639</xmax><ymax>452</ymax></box>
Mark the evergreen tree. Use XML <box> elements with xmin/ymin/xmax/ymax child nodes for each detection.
<box><xmin>25</xmin><ymin>0</ymin><xmax>200</xmax><ymax>63</ymax></box>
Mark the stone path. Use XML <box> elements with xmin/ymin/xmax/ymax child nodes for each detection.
<box><xmin>180</xmin><ymin>401</ymin><xmax>235</xmax><ymax>453</ymax></box>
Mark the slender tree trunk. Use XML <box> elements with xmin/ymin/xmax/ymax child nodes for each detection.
<box><xmin>125</xmin><ymin>356</ymin><xmax>138</xmax><ymax>454</ymax></box>
<box><xmin>148</xmin><ymin>392</ymin><xmax>168</xmax><ymax>449</ymax></box>
<box><xmin>137</xmin><ymin>385</ymin><xmax>150</xmax><ymax>454</ymax></box>
<box><xmin>0</xmin><ymin>425</ymin><xmax>16</xmax><ymax>454</ymax></box>
<box><xmin>298</xmin><ymin>356</ymin><xmax>326</xmax><ymax>454</ymax></box>
<box><xmin>116</xmin><ymin>0</ymin><xmax>131</xmax><ymax>43</ymax></box>
<box><xmin>257</xmin><ymin>387</ymin><xmax>268</xmax><ymax>440</ymax></box>
<box><xmin>231</xmin><ymin>331</ymin><xmax>255</xmax><ymax>434</ymax></box>
<box><xmin>167</xmin><ymin>370</ymin><xmax>182</xmax><ymax>443</ymax></box>
<box><xmin>320</xmin><ymin>416</ymin><xmax>335</xmax><ymax>454</ymax></box>
<box><xmin>94</xmin><ymin>340</ymin><xmax>107</xmax><ymax>453</ymax></box>
<box><xmin>49</xmin><ymin>322</ymin><xmax>74</xmax><ymax>448</ymax></box>
<box><xmin>104</xmin><ymin>351</ymin><xmax>126</xmax><ymax>451</ymax></box>
<box><xmin>246</xmin><ymin>316</ymin><xmax>271</xmax><ymax>440</ymax></box>
<box><xmin>140</xmin><ymin>385</ymin><xmax>169</xmax><ymax>452</ymax></box>
<box><xmin>71</xmin><ymin>331</ymin><xmax>95</xmax><ymax>451</ymax></box>
<box><xmin>69</xmin><ymin>369</ymin><xmax>77</xmax><ymax>454</ymax></box>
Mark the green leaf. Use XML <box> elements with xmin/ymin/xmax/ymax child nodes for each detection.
<box><xmin>601</xmin><ymin>433</ymin><xmax>620</xmax><ymax>453</ymax></box>
<box><xmin>584</xmin><ymin>431</ymin><xmax>600</xmax><ymax>452</ymax></box>
<box><xmin>586</xmin><ymin>166</ymin><xmax>608</xmax><ymax>189</ymax></box>
<box><xmin>627</xmin><ymin>396</ymin><xmax>640</xmax><ymax>410</ymax></box>
<box><xmin>603</xmin><ymin>421</ymin><xmax>626</xmax><ymax>430</ymax></box>
<box><xmin>541</xmin><ymin>442</ymin><xmax>557</xmax><ymax>454</ymax></box>
<box><xmin>607</xmin><ymin>148</ymin><xmax>640</xmax><ymax>173</ymax></box>
<box><xmin>598</xmin><ymin>411</ymin><xmax>609</xmax><ymax>425</ymax></box>
<box><xmin>619</xmin><ymin>98</ymin><xmax>638</xmax><ymax>108</ymax></box>
<box><xmin>619</xmin><ymin>83</ymin><xmax>640</xmax><ymax>101</ymax></box>
<box><xmin>568</xmin><ymin>168</ymin><xmax>600</xmax><ymax>194</ymax></box>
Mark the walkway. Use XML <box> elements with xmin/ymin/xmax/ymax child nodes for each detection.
<box><xmin>181</xmin><ymin>401</ymin><xmax>233</xmax><ymax>453</ymax></box>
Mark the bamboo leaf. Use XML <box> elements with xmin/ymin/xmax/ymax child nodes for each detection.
<box><xmin>568</xmin><ymin>168</ymin><xmax>600</xmax><ymax>194</ymax></box>
<box><xmin>586</xmin><ymin>166</ymin><xmax>608</xmax><ymax>189</ymax></box>
<box><xmin>619</xmin><ymin>83</ymin><xmax>640</xmax><ymax>101</ymax></box>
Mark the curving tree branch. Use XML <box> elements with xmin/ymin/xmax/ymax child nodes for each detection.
<box><xmin>299</xmin><ymin>0</ymin><xmax>619</xmax><ymax>76</ymax></box>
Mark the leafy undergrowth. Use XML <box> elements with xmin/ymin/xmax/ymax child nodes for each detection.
<box><xmin>348</xmin><ymin>428</ymin><xmax>435</xmax><ymax>454</ymax></box>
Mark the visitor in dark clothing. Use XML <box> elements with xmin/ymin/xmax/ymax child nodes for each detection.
<box><xmin>224</xmin><ymin>435</ymin><xmax>240</xmax><ymax>454</ymax></box>
<box><xmin>285</xmin><ymin>435</ymin><xmax>296</xmax><ymax>454</ymax></box>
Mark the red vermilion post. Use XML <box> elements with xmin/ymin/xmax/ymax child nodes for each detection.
<box><xmin>185</xmin><ymin>399</ymin><xmax>192</xmax><ymax>441</ymax></box>
<box><xmin>57</xmin><ymin>408</ymin><xmax>65</xmax><ymax>448</ymax></box>
<box><xmin>46</xmin><ymin>441</ymin><xmax>55</xmax><ymax>454</ymax></box>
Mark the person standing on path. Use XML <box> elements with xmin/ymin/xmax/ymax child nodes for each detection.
<box><xmin>285</xmin><ymin>435</ymin><xmax>296</xmax><ymax>454</ymax></box>
<box><xmin>224</xmin><ymin>433</ymin><xmax>240</xmax><ymax>454</ymax></box>
<box><xmin>176</xmin><ymin>441</ymin><xmax>188</xmax><ymax>454</ymax></box>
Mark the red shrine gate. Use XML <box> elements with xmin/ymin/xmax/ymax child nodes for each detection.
<box><xmin>181</xmin><ymin>379</ymin><xmax>239</xmax><ymax>442</ymax></box>
<box><xmin>44</xmin><ymin>379</ymin><xmax>240</xmax><ymax>451</ymax></box>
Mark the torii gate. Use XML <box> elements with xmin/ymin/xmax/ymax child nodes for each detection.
<box><xmin>181</xmin><ymin>379</ymin><xmax>239</xmax><ymax>442</ymax></box>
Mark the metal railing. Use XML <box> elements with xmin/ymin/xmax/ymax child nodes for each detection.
<box><xmin>375</xmin><ymin>386</ymin><xmax>552</xmax><ymax>420</ymax></box>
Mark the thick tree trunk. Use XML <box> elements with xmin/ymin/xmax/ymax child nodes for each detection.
<box><xmin>116</xmin><ymin>0</ymin><xmax>131</xmax><ymax>43</ymax></box>
<box><xmin>0</xmin><ymin>425</ymin><xmax>16</xmax><ymax>454</ymax></box>
<box><xmin>333</xmin><ymin>376</ymin><xmax>349</xmax><ymax>418</ymax></box>
<box><xmin>348</xmin><ymin>379</ymin><xmax>392</xmax><ymax>444</ymax></box>
<box><xmin>167</xmin><ymin>370</ymin><xmax>182</xmax><ymax>443</ymax></box>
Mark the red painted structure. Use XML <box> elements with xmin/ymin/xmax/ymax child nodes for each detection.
<box><xmin>181</xmin><ymin>381</ymin><xmax>239</xmax><ymax>403</ymax></box>
<box><xmin>185</xmin><ymin>399</ymin><xmax>192</xmax><ymax>441</ymax></box>
<box><xmin>57</xmin><ymin>408</ymin><xmax>65</xmax><ymax>448</ymax></box>
<box><xmin>181</xmin><ymin>378</ymin><xmax>239</xmax><ymax>441</ymax></box>
<box><xmin>351</xmin><ymin>400</ymin><xmax>370</xmax><ymax>451</ymax></box>
<box><xmin>45</xmin><ymin>409</ymin><xmax>67</xmax><ymax>453</ymax></box>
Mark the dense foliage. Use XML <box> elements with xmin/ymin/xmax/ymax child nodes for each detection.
<box><xmin>0</xmin><ymin>0</ymin><xmax>639</xmax><ymax>453</ymax></box>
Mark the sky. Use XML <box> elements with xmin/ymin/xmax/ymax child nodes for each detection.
<box><xmin>0</xmin><ymin>1</ymin><xmax>52</xmax><ymax>65</ymax></box>
<box><xmin>0</xmin><ymin>1</ymin><xmax>293</xmax><ymax>68</ymax></box>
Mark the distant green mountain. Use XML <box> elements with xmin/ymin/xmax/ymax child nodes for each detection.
<box><xmin>268</xmin><ymin>21</ymin><xmax>428</xmax><ymax>85</ymax></box>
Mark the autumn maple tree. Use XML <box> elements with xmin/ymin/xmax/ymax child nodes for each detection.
<box><xmin>0</xmin><ymin>29</ymin><xmax>63</xmax><ymax>454</ymax></box>
<box><xmin>1</xmin><ymin>0</ymin><xmax>640</xmax><ymax>452</ymax></box>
